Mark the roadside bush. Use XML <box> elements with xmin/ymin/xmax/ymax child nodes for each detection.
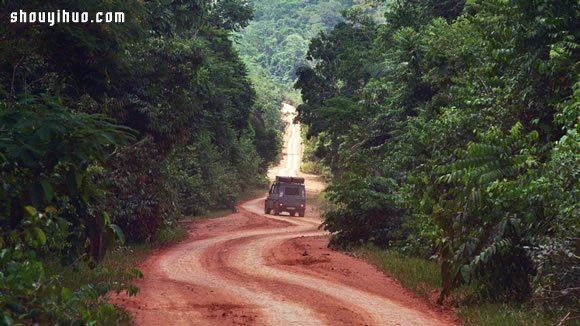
<box><xmin>323</xmin><ymin>174</ymin><xmax>404</xmax><ymax>248</ymax></box>
<box><xmin>166</xmin><ymin>132</ymin><xmax>261</xmax><ymax>216</ymax></box>
<box><xmin>0</xmin><ymin>247</ymin><xmax>140</xmax><ymax>325</ymax></box>
<box><xmin>102</xmin><ymin>136</ymin><xmax>178</xmax><ymax>242</ymax></box>
<box><xmin>295</xmin><ymin>0</ymin><xmax>578</xmax><ymax>313</ymax></box>
<box><xmin>529</xmin><ymin>126</ymin><xmax>580</xmax><ymax>306</ymax></box>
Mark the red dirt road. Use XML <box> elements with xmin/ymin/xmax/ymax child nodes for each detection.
<box><xmin>114</xmin><ymin>104</ymin><xmax>458</xmax><ymax>325</ymax></box>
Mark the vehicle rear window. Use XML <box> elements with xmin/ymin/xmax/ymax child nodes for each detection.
<box><xmin>284</xmin><ymin>187</ymin><xmax>300</xmax><ymax>196</ymax></box>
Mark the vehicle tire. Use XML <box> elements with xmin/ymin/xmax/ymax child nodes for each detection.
<box><xmin>299</xmin><ymin>210</ymin><xmax>305</xmax><ymax>217</ymax></box>
<box><xmin>264</xmin><ymin>207</ymin><xmax>270</xmax><ymax>214</ymax></box>
<box><xmin>274</xmin><ymin>209</ymin><xmax>280</xmax><ymax>216</ymax></box>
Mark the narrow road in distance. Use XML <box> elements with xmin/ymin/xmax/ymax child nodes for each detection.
<box><xmin>115</xmin><ymin>104</ymin><xmax>458</xmax><ymax>326</ymax></box>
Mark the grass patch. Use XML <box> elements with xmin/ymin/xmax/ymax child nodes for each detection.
<box><xmin>306</xmin><ymin>189</ymin><xmax>332</xmax><ymax>217</ymax></box>
<box><xmin>306</xmin><ymin>188</ymin><xmax>323</xmax><ymax>204</ymax></box>
<box><xmin>457</xmin><ymin>303</ymin><xmax>564</xmax><ymax>326</ymax></box>
<box><xmin>237</xmin><ymin>184</ymin><xmax>269</xmax><ymax>202</ymax></box>
<box><xmin>183</xmin><ymin>208</ymin><xmax>234</xmax><ymax>221</ymax></box>
<box><xmin>153</xmin><ymin>226</ymin><xmax>189</xmax><ymax>246</ymax></box>
<box><xmin>356</xmin><ymin>246</ymin><xmax>440</xmax><ymax>299</ymax></box>
<box><xmin>301</xmin><ymin>161</ymin><xmax>332</xmax><ymax>180</ymax></box>
<box><xmin>182</xmin><ymin>185</ymin><xmax>269</xmax><ymax>222</ymax></box>
<box><xmin>44</xmin><ymin>244</ymin><xmax>153</xmax><ymax>292</ymax></box>
<box><xmin>301</xmin><ymin>161</ymin><xmax>319</xmax><ymax>174</ymax></box>
<box><xmin>356</xmin><ymin>245</ymin><xmax>568</xmax><ymax>326</ymax></box>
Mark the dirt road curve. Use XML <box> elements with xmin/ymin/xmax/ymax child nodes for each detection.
<box><xmin>114</xmin><ymin>104</ymin><xmax>457</xmax><ymax>326</ymax></box>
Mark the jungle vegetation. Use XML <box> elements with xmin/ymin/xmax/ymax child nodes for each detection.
<box><xmin>296</xmin><ymin>0</ymin><xmax>578</xmax><ymax>318</ymax></box>
<box><xmin>0</xmin><ymin>0</ymin><xmax>281</xmax><ymax>323</ymax></box>
<box><xmin>235</xmin><ymin>0</ymin><xmax>384</xmax><ymax>108</ymax></box>
<box><xmin>1</xmin><ymin>0</ymin><xmax>578</xmax><ymax>323</ymax></box>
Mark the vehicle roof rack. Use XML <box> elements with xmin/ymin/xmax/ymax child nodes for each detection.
<box><xmin>275</xmin><ymin>176</ymin><xmax>305</xmax><ymax>184</ymax></box>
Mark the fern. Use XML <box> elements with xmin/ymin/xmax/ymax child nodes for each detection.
<box><xmin>436</xmin><ymin>123</ymin><xmax>543</xmax><ymax>299</ymax></box>
<box><xmin>461</xmin><ymin>239</ymin><xmax>513</xmax><ymax>283</ymax></box>
<box><xmin>444</xmin><ymin>123</ymin><xmax>538</xmax><ymax>188</ymax></box>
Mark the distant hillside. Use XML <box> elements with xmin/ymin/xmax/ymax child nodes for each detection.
<box><xmin>237</xmin><ymin>0</ymin><xmax>353</xmax><ymax>85</ymax></box>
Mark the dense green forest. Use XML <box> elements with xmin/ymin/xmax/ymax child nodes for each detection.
<box><xmin>0</xmin><ymin>0</ymin><xmax>281</xmax><ymax>323</ymax></box>
<box><xmin>297</xmin><ymin>0</ymin><xmax>578</xmax><ymax>315</ymax></box>
<box><xmin>237</xmin><ymin>0</ymin><xmax>352</xmax><ymax>85</ymax></box>
<box><xmin>1</xmin><ymin>0</ymin><xmax>578</xmax><ymax>323</ymax></box>
<box><xmin>235</xmin><ymin>0</ymin><xmax>385</xmax><ymax>111</ymax></box>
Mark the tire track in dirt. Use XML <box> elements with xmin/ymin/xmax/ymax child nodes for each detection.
<box><xmin>114</xmin><ymin>104</ymin><xmax>458</xmax><ymax>325</ymax></box>
<box><xmin>157</xmin><ymin>221</ymin><xmax>325</xmax><ymax>325</ymax></box>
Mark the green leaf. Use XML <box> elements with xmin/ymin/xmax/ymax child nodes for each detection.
<box><xmin>127</xmin><ymin>284</ymin><xmax>140</xmax><ymax>296</ymax></box>
<box><xmin>461</xmin><ymin>264</ymin><xmax>471</xmax><ymax>282</ymax></box>
<box><xmin>3</xmin><ymin>315</ymin><xmax>14</xmax><ymax>326</ymax></box>
<box><xmin>96</xmin><ymin>212</ymin><xmax>109</xmax><ymax>229</ymax></box>
<box><xmin>31</xmin><ymin>227</ymin><xmax>47</xmax><ymax>246</ymax></box>
<box><xmin>109</xmin><ymin>224</ymin><xmax>125</xmax><ymax>245</ymax></box>
<box><xmin>125</xmin><ymin>268</ymin><xmax>143</xmax><ymax>280</ymax></box>
<box><xmin>103</xmin><ymin>212</ymin><xmax>111</xmax><ymax>225</ymax></box>
<box><xmin>61</xmin><ymin>287</ymin><xmax>72</xmax><ymax>301</ymax></box>
<box><xmin>24</xmin><ymin>206</ymin><xmax>37</xmax><ymax>216</ymax></box>
<box><xmin>39</xmin><ymin>179</ymin><xmax>54</xmax><ymax>203</ymax></box>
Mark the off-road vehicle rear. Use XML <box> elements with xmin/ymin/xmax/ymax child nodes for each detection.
<box><xmin>265</xmin><ymin>176</ymin><xmax>306</xmax><ymax>217</ymax></box>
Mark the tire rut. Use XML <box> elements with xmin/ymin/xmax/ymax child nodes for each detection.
<box><xmin>113</xmin><ymin>103</ymin><xmax>457</xmax><ymax>325</ymax></box>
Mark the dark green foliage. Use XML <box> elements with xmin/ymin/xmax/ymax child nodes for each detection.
<box><xmin>100</xmin><ymin>136</ymin><xmax>176</xmax><ymax>242</ymax></box>
<box><xmin>1</xmin><ymin>246</ymin><xmax>141</xmax><ymax>325</ymax></box>
<box><xmin>210</xmin><ymin>0</ymin><xmax>254</xmax><ymax>31</ymax></box>
<box><xmin>1</xmin><ymin>0</ymin><xmax>281</xmax><ymax>323</ymax></box>
<box><xmin>235</xmin><ymin>0</ymin><xmax>387</xmax><ymax>150</ymax></box>
<box><xmin>237</xmin><ymin>0</ymin><xmax>356</xmax><ymax>84</ymax></box>
<box><xmin>0</xmin><ymin>0</ymin><xmax>144</xmax><ymax>99</ymax></box>
<box><xmin>296</xmin><ymin>0</ymin><xmax>579</xmax><ymax>312</ymax></box>
<box><xmin>167</xmin><ymin>130</ymin><xmax>265</xmax><ymax>217</ymax></box>
<box><xmin>438</xmin><ymin>124</ymin><xmax>542</xmax><ymax>301</ymax></box>
<box><xmin>0</xmin><ymin>96</ymin><xmax>134</xmax><ymax>262</ymax></box>
<box><xmin>0</xmin><ymin>97</ymin><xmax>138</xmax><ymax>323</ymax></box>
<box><xmin>323</xmin><ymin>174</ymin><xmax>404</xmax><ymax>248</ymax></box>
<box><xmin>235</xmin><ymin>0</ymin><xmax>370</xmax><ymax>166</ymax></box>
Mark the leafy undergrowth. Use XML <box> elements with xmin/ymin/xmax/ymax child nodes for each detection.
<box><xmin>301</xmin><ymin>157</ymin><xmax>333</xmax><ymax>181</ymax></box>
<box><xmin>153</xmin><ymin>227</ymin><xmax>190</xmax><ymax>247</ymax></box>
<box><xmin>43</xmin><ymin>246</ymin><xmax>149</xmax><ymax>325</ymax></box>
<box><xmin>301</xmin><ymin>161</ymin><xmax>323</xmax><ymax>175</ymax></box>
<box><xmin>305</xmin><ymin>189</ymin><xmax>332</xmax><ymax>220</ymax></box>
<box><xmin>41</xmin><ymin>227</ymin><xmax>195</xmax><ymax>325</ymax></box>
<box><xmin>305</xmin><ymin>190</ymin><xmax>325</xmax><ymax>209</ymax></box>
<box><xmin>181</xmin><ymin>185</ymin><xmax>269</xmax><ymax>223</ymax></box>
<box><xmin>356</xmin><ymin>246</ymin><xmax>570</xmax><ymax>326</ymax></box>
<box><xmin>180</xmin><ymin>185</ymin><xmax>269</xmax><ymax>224</ymax></box>
<box><xmin>237</xmin><ymin>184</ymin><xmax>270</xmax><ymax>202</ymax></box>
<box><xmin>42</xmin><ymin>186</ymin><xmax>269</xmax><ymax>325</ymax></box>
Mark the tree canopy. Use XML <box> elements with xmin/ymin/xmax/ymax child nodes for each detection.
<box><xmin>0</xmin><ymin>0</ymin><xmax>281</xmax><ymax>323</ymax></box>
<box><xmin>296</xmin><ymin>0</ymin><xmax>579</xmax><ymax>308</ymax></box>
